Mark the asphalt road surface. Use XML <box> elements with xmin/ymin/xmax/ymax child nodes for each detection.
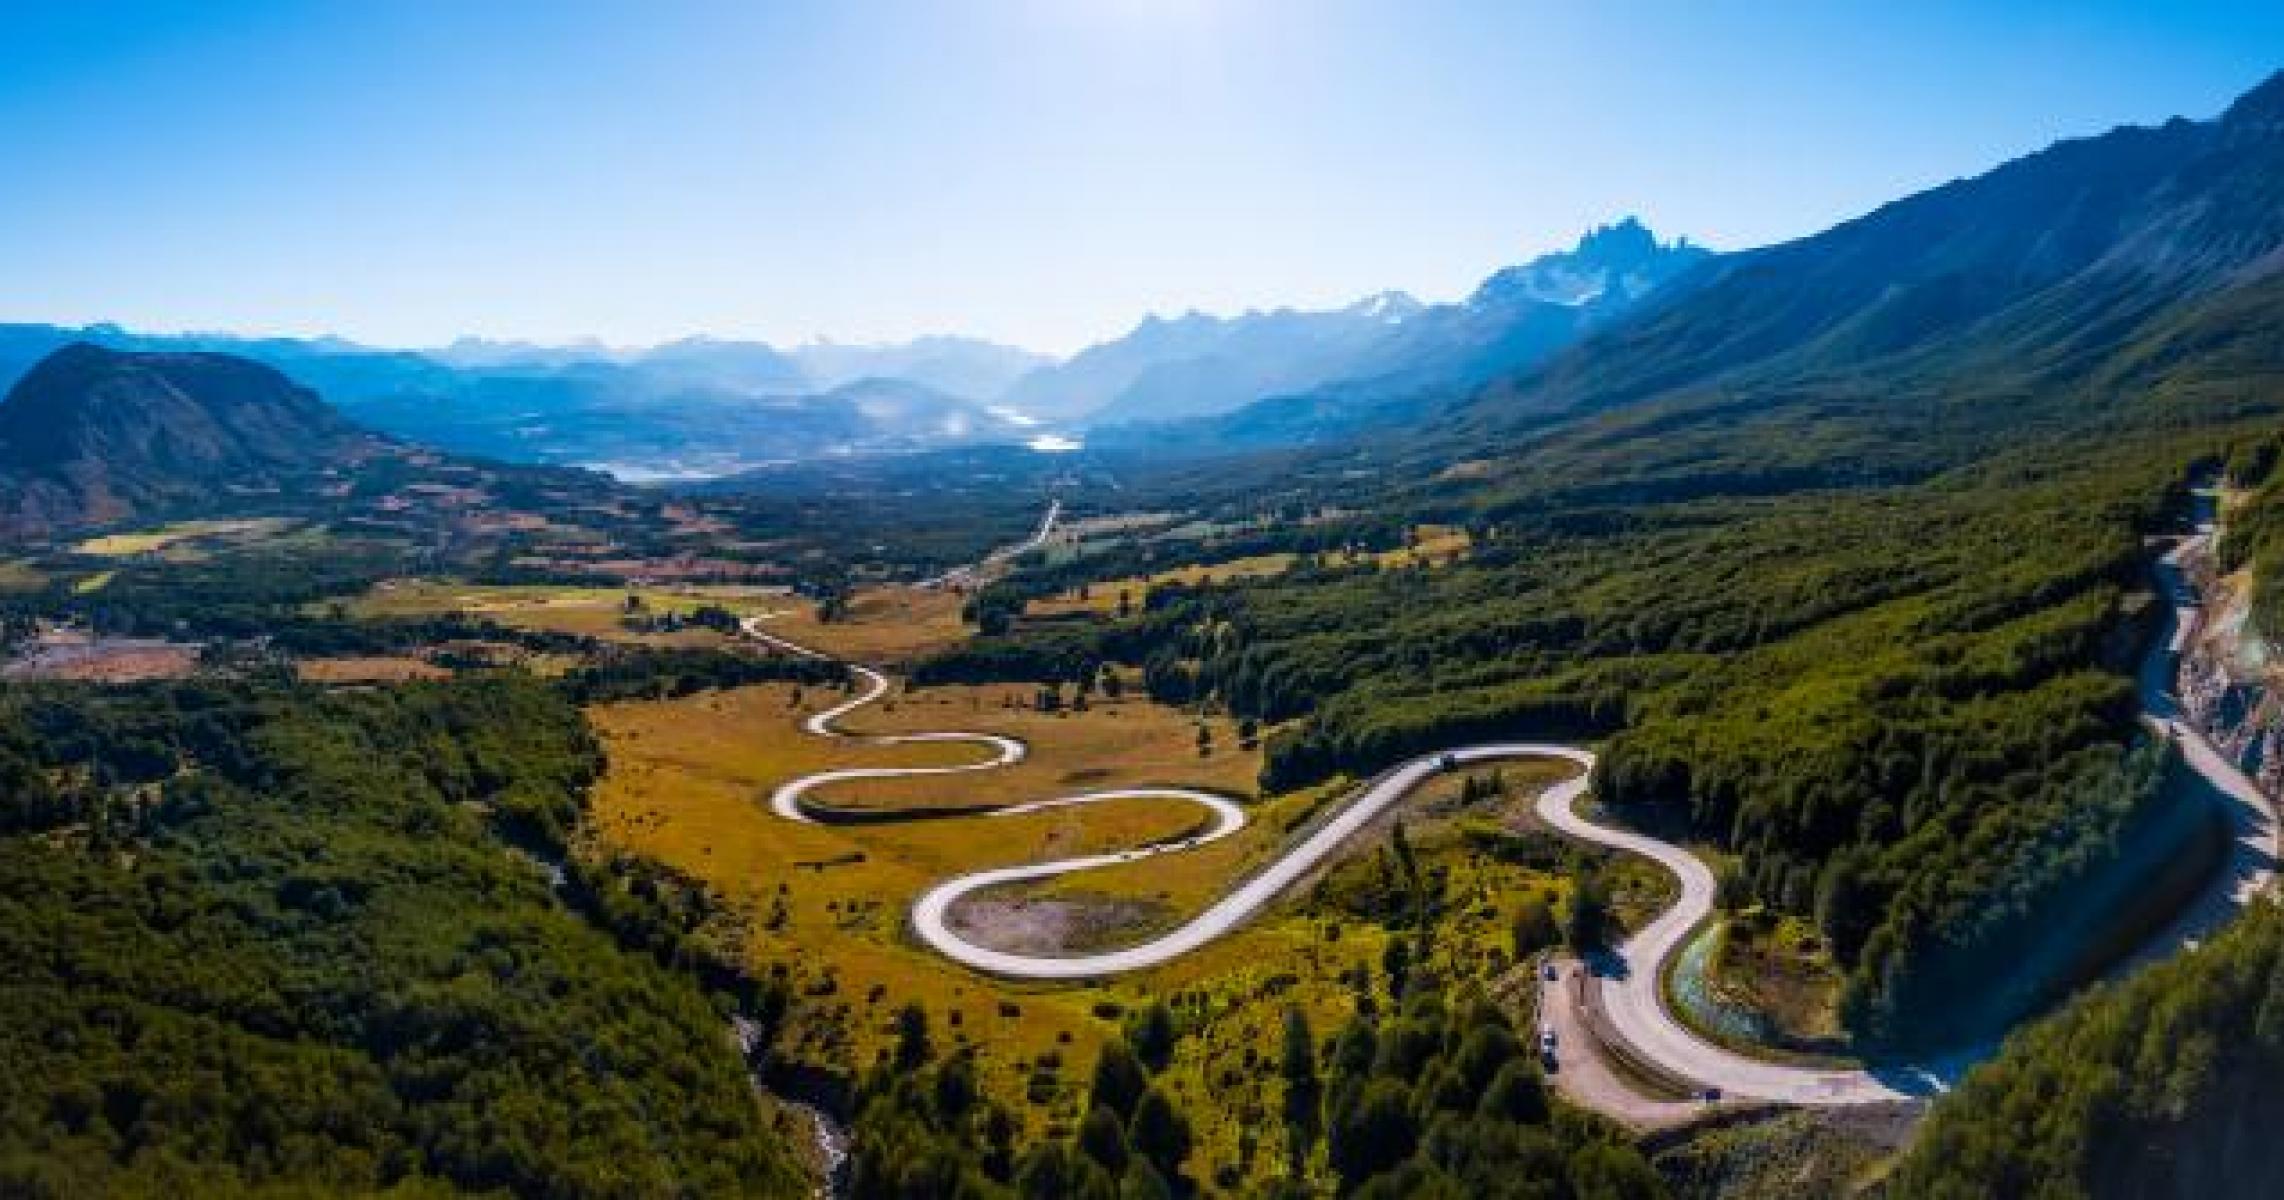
<box><xmin>752</xmin><ymin>609</ymin><xmax>1582</xmax><ymax>978</ymax></box>
<box><xmin>741</xmin><ymin>518</ymin><xmax>2274</xmax><ymax>1111</ymax></box>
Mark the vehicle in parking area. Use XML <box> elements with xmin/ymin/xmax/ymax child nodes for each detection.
<box><xmin>1537</xmin><ymin>1027</ymin><xmax>1559</xmax><ymax>1069</ymax></box>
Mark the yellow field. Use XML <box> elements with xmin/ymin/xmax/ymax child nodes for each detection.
<box><xmin>1381</xmin><ymin>523</ymin><xmax>1471</xmax><ymax>568</ymax></box>
<box><xmin>339</xmin><ymin>579</ymin><xmax>784</xmax><ymax>645</ymax></box>
<box><xmin>744</xmin><ymin>586</ymin><xmax>970</xmax><ymax>663</ymax></box>
<box><xmin>73</xmin><ymin>517</ymin><xmax>296</xmax><ymax>558</ymax></box>
<box><xmin>588</xmin><ymin>681</ymin><xmax>1268</xmax><ymax>1128</ymax></box>
<box><xmin>340</xmin><ymin>578</ymin><xmax>976</xmax><ymax>664</ymax></box>
<box><xmin>587</xmin><ymin>677</ymin><xmax>1602</xmax><ymax>1185</ymax></box>
<box><xmin>819</xmin><ymin>683</ymin><xmax>1258</xmax><ymax>812</ymax></box>
<box><xmin>1030</xmin><ymin>554</ymin><xmax>1297</xmax><ymax>615</ymax></box>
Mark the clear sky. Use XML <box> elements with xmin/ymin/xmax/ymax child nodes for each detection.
<box><xmin>0</xmin><ymin>1</ymin><xmax>2276</xmax><ymax>355</ymax></box>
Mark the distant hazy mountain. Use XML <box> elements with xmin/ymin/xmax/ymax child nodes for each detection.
<box><xmin>790</xmin><ymin>336</ymin><xmax>1053</xmax><ymax>404</ymax></box>
<box><xmin>0</xmin><ymin>218</ymin><xmax>1712</xmax><ymax>470</ymax></box>
<box><xmin>0</xmin><ymin>344</ymin><xmax>377</xmax><ymax>533</ymax></box>
<box><xmin>628</xmin><ymin>337</ymin><xmax>813</xmax><ymax>394</ymax></box>
<box><xmin>808</xmin><ymin>376</ymin><xmax>1027</xmax><ymax>440</ymax></box>
<box><xmin>305</xmin><ymin>360</ymin><xmax>1025</xmax><ymax>478</ymax></box>
<box><xmin>1085</xmin><ymin>218</ymin><xmax>1711</xmax><ymax>445</ymax></box>
<box><xmin>0</xmin><ymin>325</ymin><xmax>1044</xmax><ymax>478</ymax></box>
<box><xmin>999</xmin><ymin>291</ymin><xmax>1426</xmax><ymax>426</ymax></box>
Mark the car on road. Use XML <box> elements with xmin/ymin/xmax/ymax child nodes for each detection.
<box><xmin>1537</xmin><ymin>1027</ymin><xmax>1559</xmax><ymax>1069</ymax></box>
<box><xmin>1438</xmin><ymin>753</ymin><xmax>1459</xmax><ymax>773</ymax></box>
<box><xmin>1696</xmin><ymin>1087</ymin><xmax>1723</xmax><ymax>1104</ymax></box>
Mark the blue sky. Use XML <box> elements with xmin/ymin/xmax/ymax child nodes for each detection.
<box><xmin>0</xmin><ymin>2</ymin><xmax>2276</xmax><ymax>354</ymax></box>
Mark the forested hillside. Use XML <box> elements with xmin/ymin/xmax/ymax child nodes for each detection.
<box><xmin>922</xmin><ymin>70</ymin><xmax>2284</xmax><ymax>1051</ymax></box>
<box><xmin>845</xmin><ymin>978</ymin><xmax>1664</xmax><ymax>1199</ymax></box>
<box><xmin>929</xmin><ymin>436</ymin><xmax>2235</xmax><ymax>1048</ymax></box>
<box><xmin>1893</xmin><ymin>901</ymin><xmax>2284</xmax><ymax>1199</ymax></box>
<box><xmin>0</xmin><ymin>676</ymin><xmax>805</xmax><ymax>1198</ymax></box>
<box><xmin>0</xmin><ymin>344</ymin><xmax>379</xmax><ymax>534</ymax></box>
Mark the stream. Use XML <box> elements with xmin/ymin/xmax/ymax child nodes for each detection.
<box><xmin>530</xmin><ymin>846</ymin><xmax>852</xmax><ymax>1197</ymax></box>
<box><xmin>736</xmin><ymin>1017</ymin><xmax>851</xmax><ymax>1198</ymax></box>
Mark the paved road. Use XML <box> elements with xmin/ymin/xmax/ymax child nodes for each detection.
<box><xmin>2115</xmin><ymin>532</ymin><xmax>2279</xmax><ymax>970</ymax></box>
<box><xmin>751</xmin><ymin>613</ymin><xmax>1593</xmax><ymax>977</ymax></box>
<box><xmin>917</xmin><ymin>499</ymin><xmax>1061</xmax><ymax>591</ymax></box>
<box><xmin>1533</xmin><ymin>763</ymin><xmax>1923</xmax><ymax>1105</ymax></box>
<box><xmin>1537</xmin><ymin>527</ymin><xmax>2278</xmax><ymax>1113</ymax></box>
<box><xmin>742</xmin><ymin>516</ymin><xmax>2275</xmax><ymax>1107</ymax></box>
<box><xmin>751</xmin><ymin>604</ymin><xmax>1921</xmax><ymax>1092</ymax></box>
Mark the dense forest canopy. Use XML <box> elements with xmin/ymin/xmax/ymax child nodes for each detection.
<box><xmin>0</xmin><ymin>675</ymin><xmax>805</xmax><ymax>1198</ymax></box>
<box><xmin>1895</xmin><ymin>900</ymin><xmax>2284</xmax><ymax>1199</ymax></box>
<box><xmin>845</xmin><ymin>981</ymin><xmax>1664</xmax><ymax>1199</ymax></box>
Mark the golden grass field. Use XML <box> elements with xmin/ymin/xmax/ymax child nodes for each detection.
<box><xmin>585</xmin><ymin>664</ymin><xmax>1622</xmax><ymax>1185</ymax></box>
<box><xmin>73</xmin><ymin>517</ymin><xmax>298</xmax><ymax>558</ymax></box>
<box><xmin>340</xmin><ymin>578</ymin><xmax>971</xmax><ymax>663</ymax></box>
<box><xmin>586</xmin><ymin>681</ymin><xmax>1272</xmax><ymax>1132</ymax></box>
<box><xmin>743</xmin><ymin>585</ymin><xmax>970</xmax><ymax>663</ymax></box>
<box><xmin>341</xmin><ymin>579</ymin><xmax>782</xmax><ymax>646</ymax></box>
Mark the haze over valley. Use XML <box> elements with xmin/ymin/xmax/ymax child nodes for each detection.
<box><xmin>0</xmin><ymin>217</ymin><xmax>1707</xmax><ymax>481</ymax></box>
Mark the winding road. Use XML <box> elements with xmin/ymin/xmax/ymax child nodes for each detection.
<box><xmin>742</xmin><ymin>514</ymin><xmax>2275</xmax><ymax>1114</ymax></box>
<box><xmin>916</xmin><ymin>499</ymin><xmax>1061</xmax><ymax>591</ymax></box>
<box><xmin>1533</xmin><ymin>765</ymin><xmax>1922</xmax><ymax>1105</ymax></box>
<box><xmin>746</xmin><ymin>613</ymin><xmax>1460</xmax><ymax>978</ymax></box>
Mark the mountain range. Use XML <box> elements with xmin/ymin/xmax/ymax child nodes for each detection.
<box><xmin>0</xmin><ymin>327</ymin><xmax>1058</xmax><ymax>479</ymax></box>
<box><xmin>7</xmin><ymin>60</ymin><xmax>2280</xmax><ymax>529</ymax></box>
<box><xmin>1411</xmin><ymin>66</ymin><xmax>2284</xmax><ymax>490</ymax></box>
<box><xmin>1009</xmin><ymin>218</ymin><xmax>1709</xmax><ymax>433</ymax></box>
<box><xmin>0</xmin><ymin>218</ymin><xmax>1706</xmax><ymax>477</ymax></box>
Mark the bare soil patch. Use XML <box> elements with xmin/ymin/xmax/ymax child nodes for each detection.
<box><xmin>945</xmin><ymin>894</ymin><xmax>1170</xmax><ymax>956</ymax></box>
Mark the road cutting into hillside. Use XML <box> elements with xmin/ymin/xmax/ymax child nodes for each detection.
<box><xmin>740</xmin><ymin>514</ymin><xmax>2274</xmax><ymax>1109</ymax></box>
